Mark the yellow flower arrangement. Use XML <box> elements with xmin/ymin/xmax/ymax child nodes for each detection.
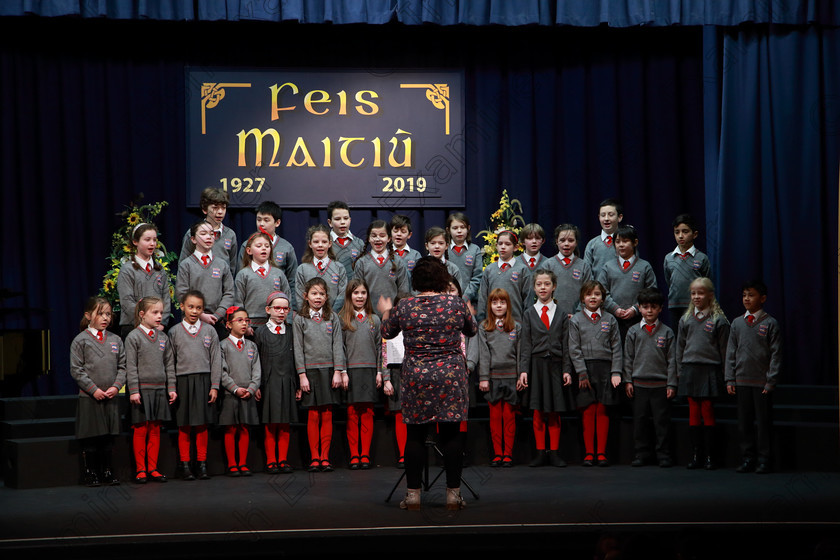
<box><xmin>98</xmin><ymin>195</ymin><xmax>179</xmax><ymax>312</ymax></box>
<box><xmin>476</xmin><ymin>189</ymin><xmax>525</xmax><ymax>268</ymax></box>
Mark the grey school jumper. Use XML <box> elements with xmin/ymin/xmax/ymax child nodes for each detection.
<box><xmin>663</xmin><ymin>248</ymin><xmax>711</xmax><ymax>310</ymax></box>
<box><xmin>239</xmin><ymin>234</ymin><xmax>299</xmax><ymax>308</ymax></box>
<box><xmin>168</xmin><ymin>321</ymin><xmax>223</xmax><ymax>390</ymax></box>
<box><xmin>725</xmin><ymin>312</ymin><xmax>782</xmax><ymax>392</ymax></box>
<box><xmin>447</xmin><ymin>242</ymin><xmax>484</xmax><ymax>303</ymax></box>
<box><xmin>117</xmin><ymin>260</ymin><xmax>172</xmax><ymax>327</ymax></box>
<box><xmin>175</xmin><ymin>253</ymin><xmax>235</xmax><ymax>321</ymax></box>
<box><xmin>623</xmin><ymin>321</ymin><xmax>677</xmax><ymax>389</ymax></box>
<box><xmin>234</xmin><ymin>264</ymin><xmax>291</xmax><ymax>322</ymax></box>
<box><xmin>542</xmin><ymin>255</ymin><xmax>592</xmax><ymax>318</ymax></box>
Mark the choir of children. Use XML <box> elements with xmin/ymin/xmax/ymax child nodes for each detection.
<box><xmin>73</xmin><ymin>193</ymin><xmax>783</xmax><ymax>486</ymax></box>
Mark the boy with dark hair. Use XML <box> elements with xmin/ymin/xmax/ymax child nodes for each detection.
<box><xmin>623</xmin><ymin>288</ymin><xmax>677</xmax><ymax>468</ymax></box>
<box><xmin>583</xmin><ymin>198</ymin><xmax>623</xmax><ymax>278</ymax></box>
<box><xmin>389</xmin><ymin>214</ymin><xmax>422</xmax><ymax>280</ymax></box>
<box><xmin>180</xmin><ymin>187</ymin><xmax>238</xmax><ymax>276</ymax></box>
<box><xmin>327</xmin><ymin>200</ymin><xmax>364</xmax><ymax>280</ymax></box>
<box><xmin>663</xmin><ymin>213</ymin><xmax>711</xmax><ymax>321</ymax></box>
<box><xmin>239</xmin><ymin>200</ymin><xmax>298</xmax><ymax>308</ymax></box>
<box><xmin>519</xmin><ymin>222</ymin><xmax>548</xmax><ymax>272</ymax></box>
<box><xmin>726</xmin><ymin>280</ymin><xmax>782</xmax><ymax>474</ymax></box>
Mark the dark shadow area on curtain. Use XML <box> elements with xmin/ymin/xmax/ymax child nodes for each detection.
<box><xmin>3</xmin><ymin>17</ymin><xmax>703</xmax><ymax>395</ymax></box>
<box><xmin>704</xmin><ymin>23</ymin><xmax>839</xmax><ymax>385</ymax></box>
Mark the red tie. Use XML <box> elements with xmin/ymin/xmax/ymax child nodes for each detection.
<box><xmin>496</xmin><ymin>320</ymin><xmax>504</xmax><ymax>330</ymax></box>
<box><xmin>96</xmin><ymin>330</ymin><xmax>104</xmax><ymax>342</ymax></box>
<box><xmin>313</xmin><ymin>312</ymin><xmax>321</xmax><ymax>323</ymax></box>
<box><xmin>201</xmin><ymin>255</ymin><xmax>210</xmax><ymax>266</ymax></box>
<box><xmin>147</xmin><ymin>329</ymin><xmax>154</xmax><ymax>339</ymax></box>
<box><xmin>453</xmin><ymin>246</ymin><xmax>464</xmax><ymax>254</ymax></box>
<box><xmin>501</xmin><ymin>263</ymin><xmax>510</xmax><ymax>271</ymax></box>
<box><xmin>275</xmin><ymin>325</ymin><xmax>282</xmax><ymax>334</ymax></box>
<box><xmin>591</xmin><ymin>313</ymin><xmax>599</xmax><ymax>322</ymax></box>
<box><xmin>257</xmin><ymin>267</ymin><xmax>266</xmax><ymax>278</ymax></box>
<box><xmin>237</xmin><ymin>339</ymin><xmax>243</xmax><ymax>350</ymax></box>
<box><xmin>623</xmin><ymin>261</ymin><xmax>631</xmax><ymax>270</ymax></box>
<box><xmin>396</xmin><ymin>249</ymin><xmax>405</xmax><ymax>257</ymax></box>
<box><xmin>377</xmin><ymin>256</ymin><xmax>385</xmax><ymax>265</ymax></box>
<box><xmin>145</xmin><ymin>263</ymin><xmax>152</xmax><ymax>273</ymax></box>
<box><xmin>746</xmin><ymin>315</ymin><xmax>755</xmax><ymax>325</ymax></box>
<box><xmin>679</xmin><ymin>252</ymin><xmax>690</xmax><ymax>260</ymax></box>
<box><xmin>357</xmin><ymin>313</ymin><xmax>364</xmax><ymax>321</ymax></box>
<box><xmin>529</xmin><ymin>257</ymin><xmax>535</xmax><ymax>269</ymax></box>
<box><xmin>605</xmin><ymin>236</ymin><xmax>612</xmax><ymax>246</ymax></box>
<box><xmin>337</xmin><ymin>237</ymin><xmax>349</xmax><ymax>247</ymax></box>
<box><xmin>563</xmin><ymin>257</ymin><xmax>571</xmax><ymax>266</ymax></box>
<box><xmin>214</xmin><ymin>231</ymin><xmax>220</xmax><ymax>240</ymax></box>
<box><xmin>540</xmin><ymin>306</ymin><xmax>550</xmax><ymax>329</ymax></box>
<box><xmin>645</xmin><ymin>324</ymin><xmax>655</xmax><ymax>334</ymax></box>
<box><xmin>317</xmin><ymin>261</ymin><xmax>324</xmax><ymax>271</ymax></box>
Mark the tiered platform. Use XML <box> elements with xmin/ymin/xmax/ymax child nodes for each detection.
<box><xmin>1</xmin><ymin>388</ymin><xmax>838</xmax><ymax>559</ymax></box>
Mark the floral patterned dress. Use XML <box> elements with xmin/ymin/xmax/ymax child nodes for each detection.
<box><xmin>381</xmin><ymin>293</ymin><xmax>478</xmax><ymax>424</ymax></box>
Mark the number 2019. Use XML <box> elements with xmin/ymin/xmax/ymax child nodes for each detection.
<box><xmin>220</xmin><ymin>177</ymin><xmax>265</xmax><ymax>193</ymax></box>
<box><xmin>381</xmin><ymin>176</ymin><xmax>426</xmax><ymax>193</ymax></box>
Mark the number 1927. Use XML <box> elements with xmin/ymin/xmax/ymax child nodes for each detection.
<box><xmin>219</xmin><ymin>177</ymin><xmax>265</xmax><ymax>193</ymax></box>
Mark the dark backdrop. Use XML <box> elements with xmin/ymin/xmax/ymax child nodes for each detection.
<box><xmin>0</xmin><ymin>15</ymin><xmax>835</xmax><ymax>395</ymax></box>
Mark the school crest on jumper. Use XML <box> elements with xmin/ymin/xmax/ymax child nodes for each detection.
<box><xmin>407</xmin><ymin>259</ymin><xmax>416</xmax><ymax>271</ymax></box>
<box><xmin>464</xmin><ymin>255</ymin><xmax>474</xmax><ymax>266</ymax></box>
<box><xmin>758</xmin><ymin>324</ymin><xmax>768</xmax><ymax>337</ymax></box>
<box><xmin>508</xmin><ymin>331</ymin><xmax>517</xmax><ymax>341</ymax></box>
<box><xmin>350</xmin><ymin>249</ymin><xmax>359</xmax><ymax>258</ymax></box>
<box><xmin>156</xmin><ymin>275</ymin><xmax>163</xmax><ymax>288</ymax></box>
<box><xmin>600</xmin><ymin>321</ymin><xmax>610</xmax><ymax>332</ymax></box>
<box><xmin>510</xmin><ymin>271</ymin><xmax>520</xmax><ymax>282</ymax></box>
<box><xmin>325</xmin><ymin>322</ymin><xmax>333</xmax><ymax>333</ymax></box>
<box><xmin>572</xmin><ymin>268</ymin><xmax>581</xmax><ymax>279</ymax></box>
<box><xmin>203</xmin><ymin>334</ymin><xmax>213</xmax><ymax>348</ymax></box>
<box><xmin>704</xmin><ymin>320</ymin><xmax>714</xmax><ymax>333</ymax></box>
<box><xmin>631</xmin><ymin>271</ymin><xmax>641</xmax><ymax>282</ymax></box>
<box><xmin>110</xmin><ymin>341</ymin><xmax>120</xmax><ymax>354</ymax></box>
<box><xmin>274</xmin><ymin>278</ymin><xmax>283</xmax><ymax>289</ymax></box>
<box><xmin>388</xmin><ymin>269</ymin><xmax>395</xmax><ymax>279</ymax></box>
<box><xmin>331</xmin><ymin>273</ymin><xmax>340</xmax><ymax>285</ymax></box>
<box><xmin>657</xmin><ymin>336</ymin><xmax>666</xmax><ymax>348</ymax></box>
<box><xmin>211</xmin><ymin>267</ymin><xmax>221</xmax><ymax>279</ymax></box>
<box><xmin>247</xmin><ymin>347</ymin><xmax>255</xmax><ymax>360</ymax></box>
<box><xmin>692</xmin><ymin>260</ymin><xmax>701</xmax><ymax>270</ymax></box>
<box><xmin>275</xmin><ymin>251</ymin><xmax>285</xmax><ymax>264</ymax></box>
<box><xmin>223</xmin><ymin>238</ymin><xmax>232</xmax><ymax>250</ymax></box>
<box><xmin>159</xmin><ymin>339</ymin><xmax>166</xmax><ymax>351</ymax></box>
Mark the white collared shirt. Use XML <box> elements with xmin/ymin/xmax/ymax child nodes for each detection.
<box><xmin>585</xmin><ymin>307</ymin><xmax>602</xmax><ymax>320</ymax></box>
<box><xmin>498</xmin><ymin>257</ymin><xmax>515</xmax><ymax>269</ymax></box>
<box><xmin>135</xmin><ymin>255</ymin><xmax>153</xmax><ymax>272</ymax></box>
<box><xmin>194</xmin><ymin>249</ymin><xmax>213</xmax><ymax>262</ymax></box>
<box><xmin>87</xmin><ymin>327</ymin><xmax>105</xmax><ymax>339</ymax></box>
<box><xmin>251</xmin><ymin>260</ymin><xmax>270</xmax><ymax>274</ymax></box>
<box><xmin>266</xmin><ymin>319</ymin><xmax>285</xmax><ymax>335</ymax></box>
<box><xmin>534</xmin><ymin>300</ymin><xmax>556</xmax><ymax>324</ymax></box>
<box><xmin>182</xmin><ymin>320</ymin><xmax>200</xmax><ymax>335</ymax></box>
<box><xmin>672</xmin><ymin>245</ymin><xmax>697</xmax><ymax>256</ymax></box>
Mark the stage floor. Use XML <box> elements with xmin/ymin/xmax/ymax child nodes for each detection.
<box><xmin>2</xmin><ymin>461</ymin><xmax>839</xmax><ymax>559</ymax></box>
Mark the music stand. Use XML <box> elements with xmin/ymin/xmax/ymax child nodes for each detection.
<box><xmin>384</xmin><ymin>431</ymin><xmax>479</xmax><ymax>503</ymax></box>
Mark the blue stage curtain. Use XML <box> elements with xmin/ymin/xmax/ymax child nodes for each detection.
<box><xmin>704</xmin><ymin>24</ymin><xmax>840</xmax><ymax>384</ymax></box>
<box><xmin>4</xmin><ymin>0</ymin><xmax>840</xmax><ymax>26</ymax></box>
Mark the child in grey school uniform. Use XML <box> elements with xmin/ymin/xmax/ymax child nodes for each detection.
<box><xmin>623</xmin><ymin>288</ymin><xmax>677</xmax><ymax>468</ymax></box>
<box><xmin>726</xmin><ymin>280</ymin><xmax>782</xmax><ymax>475</ymax></box>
